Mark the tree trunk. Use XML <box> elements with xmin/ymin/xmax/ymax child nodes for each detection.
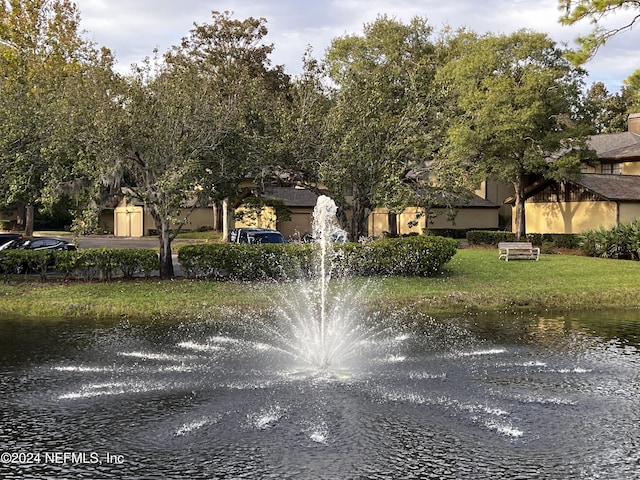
<box><xmin>350</xmin><ymin>197</ymin><xmax>368</xmax><ymax>241</ymax></box>
<box><xmin>387</xmin><ymin>211</ymin><xmax>398</xmax><ymax>237</ymax></box>
<box><xmin>213</xmin><ymin>203</ymin><xmax>223</xmax><ymax>232</ymax></box>
<box><xmin>222</xmin><ymin>198</ymin><xmax>234</xmax><ymax>242</ymax></box>
<box><xmin>151</xmin><ymin>210</ymin><xmax>174</xmax><ymax>279</ymax></box>
<box><xmin>513</xmin><ymin>178</ymin><xmax>526</xmax><ymax>240</ymax></box>
<box><xmin>24</xmin><ymin>204</ymin><xmax>35</xmax><ymax>237</ymax></box>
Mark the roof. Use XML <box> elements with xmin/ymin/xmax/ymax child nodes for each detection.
<box><xmin>587</xmin><ymin>132</ymin><xmax>640</xmax><ymax>160</ymax></box>
<box><xmin>263</xmin><ymin>187</ymin><xmax>320</xmax><ymax>207</ymax></box>
<box><xmin>465</xmin><ymin>194</ymin><xmax>499</xmax><ymax>208</ymax></box>
<box><xmin>433</xmin><ymin>192</ymin><xmax>499</xmax><ymax>209</ymax></box>
<box><xmin>575</xmin><ymin>174</ymin><xmax>640</xmax><ymax>202</ymax></box>
<box><xmin>507</xmin><ymin>173</ymin><xmax>640</xmax><ymax>204</ymax></box>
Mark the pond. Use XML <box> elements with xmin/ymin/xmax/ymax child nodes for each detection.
<box><xmin>0</xmin><ymin>308</ymin><xmax>639</xmax><ymax>479</ymax></box>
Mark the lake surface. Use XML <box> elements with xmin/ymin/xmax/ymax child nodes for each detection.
<box><xmin>1</xmin><ymin>309</ymin><xmax>639</xmax><ymax>479</ymax></box>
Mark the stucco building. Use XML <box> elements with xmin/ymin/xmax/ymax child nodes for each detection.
<box><xmin>512</xmin><ymin>113</ymin><xmax>640</xmax><ymax>234</ymax></box>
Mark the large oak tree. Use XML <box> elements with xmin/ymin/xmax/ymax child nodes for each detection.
<box><xmin>0</xmin><ymin>0</ymin><xmax>112</xmax><ymax>235</ymax></box>
<box><xmin>108</xmin><ymin>11</ymin><xmax>289</xmax><ymax>278</ymax></box>
<box><xmin>436</xmin><ymin>30</ymin><xmax>590</xmax><ymax>238</ymax></box>
<box><xmin>323</xmin><ymin>16</ymin><xmax>444</xmax><ymax>239</ymax></box>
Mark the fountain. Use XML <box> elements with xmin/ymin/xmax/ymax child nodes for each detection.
<box><xmin>1</xmin><ymin>196</ymin><xmax>640</xmax><ymax>479</ymax></box>
<box><xmin>265</xmin><ymin>195</ymin><xmax>382</xmax><ymax>372</ymax></box>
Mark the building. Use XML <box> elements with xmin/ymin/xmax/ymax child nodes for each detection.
<box><xmin>368</xmin><ymin>193</ymin><xmax>501</xmax><ymax>237</ymax></box>
<box><xmin>511</xmin><ymin>113</ymin><xmax>640</xmax><ymax>234</ymax></box>
<box><xmin>112</xmin><ymin>186</ymin><xmax>320</xmax><ymax>240</ymax></box>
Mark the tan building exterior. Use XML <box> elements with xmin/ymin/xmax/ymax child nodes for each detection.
<box><xmin>111</xmin><ymin>186</ymin><xmax>320</xmax><ymax>240</ymax></box>
<box><xmin>368</xmin><ymin>193</ymin><xmax>500</xmax><ymax>237</ymax></box>
<box><xmin>262</xmin><ymin>187</ymin><xmax>319</xmax><ymax>239</ymax></box>
<box><xmin>114</xmin><ymin>198</ymin><xmax>217</xmax><ymax>237</ymax></box>
<box><xmin>516</xmin><ymin>114</ymin><xmax>640</xmax><ymax>234</ymax></box>
<box><xmin>524</xmin><ymin>200</ymin><xmax>618</xmax><ymax>234</ymax></box>
<box><xmin>475</xmin><ymin>179</ymin><xmax>515</xmax><ymax>220</ymax></box>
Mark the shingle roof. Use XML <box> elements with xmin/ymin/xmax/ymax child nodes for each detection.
<box><xmin>588</xmin><ymin>132</ymin><xmax>640</xmax><ymax>160</ymax></box>
<box><xmin>433</xmin><ymin>193</ymin><xmax>499</xmax><ymax>208</ymax></box>
<box><xmin>511</xmin><ymin>174</ymin><xmax>640</xmax><ymax>204</ymax></box>
<box><xmin>263</xmin><ymin>187</ymin><xmax>320</xmax><ymax>207</ymax></box>
<box><xmin>459</xmin><ymin>194</ymin><xmax>498</xmax><ymax>208</ymax></box>
<box><xmin>575</xmin><ymin>174</ymin><xmax>640</xmax><ymax>201</ymax></box>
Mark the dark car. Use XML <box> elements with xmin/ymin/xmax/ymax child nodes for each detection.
<box><xmin>228</xmin><ymin>228</ymin><xmax>286</xmax><ymax>244</ymax></box>
<box><xmin>0</xmin><ymin>237</ymin><xmax>77</xmax><ymax>274</ymax></box>
<box><xmin>0</xmin><ymin>233</ymin><xmax>23</xmax><ymax>247</ymax></box>
<box><xmin>0</xmin><ymin>236</ymin><xmax>77</xmax><ymax>252</ymax></box>
<box><xmin>301</xmin><ymin>230</ymin><xmax>349</xmax><ymax>243</ymax></box>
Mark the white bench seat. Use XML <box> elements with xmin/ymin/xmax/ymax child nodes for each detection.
<box><xmin>498</xmin><ymin>242</ymin><xmax>540</xmax><ymax>261</ymax></box>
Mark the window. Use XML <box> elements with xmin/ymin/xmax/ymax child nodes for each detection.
<box><xmin>601</xmin><ymin>163</ymin><xmax>621</xmax><ymax>174</ymax></box>
<box><xmin>528</xmin><ymin>182</ymin><xmax>603</xmax><ymax>203</ymax></box>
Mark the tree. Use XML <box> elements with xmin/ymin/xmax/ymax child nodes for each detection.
<box><xmin>436</xmin><ymin>30</ymin><xmax>590</xmax><ymax>239</ymax></box>
<box><xmin>274</xmin><ymin>48</ymin><xmax>334</xmax><ymax>193</ymax></box>
<box><xmin>582</xmin><ymin>81</ymin><xmax>637</xmax><ymax>133</ymax></box>
<box><xmin>107</xmin><ymin>12</ymin><xmax>288</xmax><ymax>278</ymax></box>
<box><xmin>623</xmin><ymin>68</ymin><xmax>640</xmax><ymax>112</ymax></box>
<box><xmin>559</xmin><ymin>0</ymin><xmax>640</xmax><ymax>65</ymax></box>
<box><xmin>0</xmin><ymin>0</ymin><xmax>111</xmax><ymax>235</ymax></box>
<box><xmin>323</xmin><ymin>16</ymin><xmax>442</xmax><ymax>239</ymax></box>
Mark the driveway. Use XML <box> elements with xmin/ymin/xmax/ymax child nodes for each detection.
<box><xmin>75</xmin><ymin>235</ymin><xmax>159</xmax><ymax>249</ymax></box>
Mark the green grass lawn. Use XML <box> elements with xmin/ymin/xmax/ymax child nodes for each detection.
<box><xmin>377</xmin><ymin>248</ymin><xmax>640</xmax><ymax>313</ymax></box>
<box><xmin>1</xmin><ymin>248</ymin><xmax>639</xmax><ymax>321</ymax></box>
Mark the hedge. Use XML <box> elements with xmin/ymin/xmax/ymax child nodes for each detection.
<box><xmin>0</xmin><ymin>248</ymin><xmax>159</xmax><ymax>281</ymax></box>
<box><xmin>466</xmin><ymin>230</ymin><xmax>516</xmax><ymax>245</ymax></box>
<box><xmin>178</xmin><ymin>235</ymin><xmax>458</xmax><ymax>280</ymax></box>
<box><xmin>178</xmin><ymin>243</ymin><xmax>312</xmax><ymax>280</ymax></box>
<box><xmin>466</xmin><ymin>230</ymin><xmax>581</xmax><ymax>249</ymax></box>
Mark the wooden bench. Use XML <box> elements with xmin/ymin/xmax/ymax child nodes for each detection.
<box><xmin>498</xmin><ymin>242</ymin><xmax>540</xmax><ymax>261</ymax></box>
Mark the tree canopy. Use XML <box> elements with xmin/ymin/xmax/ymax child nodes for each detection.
<box><xmin>323</xmin><ymin>15</ymin><xmax>444</xmax><ymax>239</ymax></box>
<box><xmin>582</xmin><ymin>81</ymin><xmax>638</xmax><ymax>133</ymax></box>
<box><xmin>101</xmin><ymin>11</ymin><xmax>289</xmax><ymax>278</ymax></box>
<box><xmin>3</xmin><ymin>5</ymin><xmax>623</xmax><ymax>262</ymax></box>
<box><xmin>559</xmin><ymin>0</ymin><xmax>640</xmax><ymax>65</ymax></box>
<box><xmin>0</xmin><ymin>0</ymin><xmax>112</xmax><ymax>235</ymax></box>
<box><xmin>436</xmin><ymin>29</ymin><xmax>589</xmax><ymax>238</ymax></box>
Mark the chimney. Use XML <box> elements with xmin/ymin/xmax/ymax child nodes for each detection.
<box><xmin>629</xmin><ymin>113</ymin><xmax>640</xmax><ymax>134</ymax></box>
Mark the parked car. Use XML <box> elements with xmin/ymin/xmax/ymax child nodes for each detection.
<box><xmin>301</xmin><ymin>230</ymin><xmax>349</xmax><ymax>243</ymax></box>
<box><xmin>228</xmin><ymin>228</ymin><xmax>286</xmax><ymax>244</ymax></box>
<box><xmin>0</xmin><ymin>236</ymin><xmax>77</xmax><ymax>252</ymax></box>
<box><xmin>0</xmin><ymin>232</ymin><xmax>23</xmax><ymax>247</ymax></box>
<box><xmin>0</xmin><ymin>237</ymin><xmax>77</xmax><ymax>274</ymax></box>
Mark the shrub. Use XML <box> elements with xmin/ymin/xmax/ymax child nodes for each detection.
<box><xmin>466</xmin><ymin>230</ymin><xmax>516</xmax><ymax>245</ymax></box>
<box><xmin>74</xmin><ymin>248</ymin><xmax>159</xmax><ymax>279</ymax></box>
<box><xmin>179</xmin><ymin>236</ymin><xmax>458</xmax><ymax>280</ymax></box>
<box><xmin>0</xmin><ymin>248</ymin><xmax>160</xmax><ymax>281</ymax></box>
<box><xmin>337</xmin><ymin>236</ymin><xmax>458</xmax><ymax>277</ymax></box>
<box><xmin>467</xmin><ymin>230</ymin><xmax>581</xmax><ymax>249</ymax></box>
<box><xmin>580</xmin><ymin>220</ymin><xmax>640</xmax><ymax>260</ymax></box>
<box><xmin>0</xmin><ymin>250</ymin><xmax>34</xmax><ymax>278</ymax></box>
<box><xmin>179</xmin><ymin>243</ymin><xmax>313</xmax><ymax>280</ymax></box>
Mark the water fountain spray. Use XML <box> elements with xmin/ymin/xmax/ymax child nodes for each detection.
<box><xmin>311</xmin><ymin>195</ymin><xmax>342</xmax><ymax>365</ymax></box>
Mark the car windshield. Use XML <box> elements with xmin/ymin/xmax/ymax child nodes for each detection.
<box><xmin>0</xmin><ymin>239</ymin><xmax>22</xmax><ymax>250</ymax></box>
<box><xmin>252</xmin><ymin>233</ymin><xmax>285</xmax><ymax>244</ymax></box>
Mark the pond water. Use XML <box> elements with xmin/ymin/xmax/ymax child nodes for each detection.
<box><xmin>0</xmin><ymin>308</ymin><xmax>639</xmax><ymax>479</ymax></box>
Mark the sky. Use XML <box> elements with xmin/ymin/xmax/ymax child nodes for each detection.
<box><xmin>75</xmin><ymin>0</ymin><xmax>639</xmax><ymax>92</ymax></box>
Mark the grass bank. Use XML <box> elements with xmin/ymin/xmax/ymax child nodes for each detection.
<box><xmin>1</xmin><ymin>248</ymin><xmax>639</xmax><ymax>321</ymax></box>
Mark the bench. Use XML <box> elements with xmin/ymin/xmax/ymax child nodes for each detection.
<box><xmin>498</xmin><ymin>242</ymin><xmax>540</xmax><ymax>261</ymax></box>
